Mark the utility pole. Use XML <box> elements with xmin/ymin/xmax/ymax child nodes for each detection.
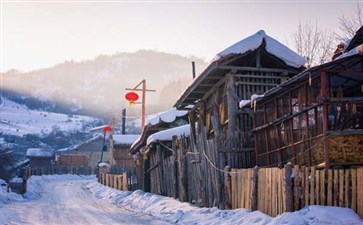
<box><xmin>125</xmin><ymin>79</ymin><xmax>156</xmax><ymax>129</ymax></box>
<box><xmin>122</xmin><ymin>108</ymin><xmax>126</xmax><ymax>135</ymax></box>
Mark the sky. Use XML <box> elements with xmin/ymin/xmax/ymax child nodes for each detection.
<box><xmin>0</xmin><ymin>0</ymin><xmax>360</xmax><ymax>72</ymax></box>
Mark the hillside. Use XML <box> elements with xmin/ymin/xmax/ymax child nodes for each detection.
<box><xmin>1</xmin><ymin>50</ymin><xmax>208</xmax><ymax>119</ymax></box>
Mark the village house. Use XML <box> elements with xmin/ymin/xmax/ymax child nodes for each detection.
<box><xmin>173</xmin><ymin>30</ymin><xmax>306</xmax><ymax>207</ymax></box>
<box><xmin>109</xmin><ymin>134</ymin><xmax>139</xmax><ymax>168</ymax></box>
<box><xmin>247</xmin><ymin>27</ymin><xmax>363</xmax><ymax>168</ymax></box>
<box><xmin>57</xmin><ymin>135</ymin><xmax>110</xmax><ymax>168</ymax></box>
<box><xmin>26</xmin><ymin>148</ymin><xmax>55</xmax><ymax>168</ymax></box>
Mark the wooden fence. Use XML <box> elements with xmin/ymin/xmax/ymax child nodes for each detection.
<box><xmin>98</xmin><ymin>172</ymin><xmax>128</xmax><ymax>191</ymax></box>
<box><xmin>28</xmin><ymin>165</ymin><xmax>95</xmax><ymax>176</ymax></box>
<box><xmin>227</xmin><ymin>165</ymin><xmax>363</xmax><ymax>218</ymax></box>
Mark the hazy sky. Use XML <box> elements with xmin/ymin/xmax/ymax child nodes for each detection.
<box><xmin>0</xmin><ymin>0</ymin><xmax>359</xmax><ymax>72</ymax></box>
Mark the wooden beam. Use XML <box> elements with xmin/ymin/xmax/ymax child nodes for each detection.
<box><xmin>218</xmin><ymin>65</ymin><xmax>297</xmax><ymax>74</ymax></box>
<box><xmin>235</xmin><ymin>82</ymin><xmax>278</xmax><ymax>86</ymax></box>
<box><xmin>235</xmin><ymin>74</ymin><xmax>283</xmax><ymax>80</ymax></box>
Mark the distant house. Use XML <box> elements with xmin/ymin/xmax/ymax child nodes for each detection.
<box><xmin>57</xmin><ymin>135</ymin><xmax>110</xmax><ymax>167</ymax></box>
<box><xmin>26</xmin><ymin>148</ymin><xmax>55</xmax><ymax>168</ymax></box>
<box><xmin>109</xmin><ymin>134</ymin><xmax>139</xmax><ymax>168</ymax></box>
<box><xmin>249</xmin><ymin>27</ymin><xmax>363</xmax><ymax>168</ymax></box>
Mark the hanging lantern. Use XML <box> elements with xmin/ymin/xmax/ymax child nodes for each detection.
<box><xmin>125</xmin><ymin>91</ymin><xmax>139</xmax><ymax>105</ymax></box>
<box><xmin>103</xmin><ymin>125</ymin><xmax>111</xmax><ymax>134</ymax></box>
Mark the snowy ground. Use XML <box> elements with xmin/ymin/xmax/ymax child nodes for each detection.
<box><xmin>1</xmin><ymin>175</ymin><xmax>362</xmax><ymax>225</ymax></box>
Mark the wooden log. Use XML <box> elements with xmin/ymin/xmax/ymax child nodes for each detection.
<box><xmin>320</xmin><ymin>170</ymin><xmax>325</xmax><ymax>205</ymax></box>
<box><xmin>328</xmin><ymin>169</ymin><xmax>333</xmax><ymax>206</ymax></box>
<box><xmin>224</xmin><ymin>166</ymin><xmax>231</xmax><ymax>209</ymax></box>
<box><xmin>334</xmin><ymin>170</ymin><xmax>339</xmax><ymax>206</ymax></box>
<box><xmin>357</xmin><ymin>168</ymin><xmax>363</xmax><ymax>218</ymax></box>
<box><xmin>294</xmin><ymin>165</ymin><xmax>300</xmax><ymax>211</ymax></box>
<box><xmin>305</xmin><ymin>167</ymin><xmax>309</xmax><ymax>206</ymax></box>
<box><xmin>339</xmin><ymin>170</ymin><xmax>344</xmax><ymax>207</ymax></box>
<box><xmin>284</xmin><ymin>163</ymin><xmax>293</xmax><ymax>212</ymax></box>
<box><xmin>351</xmin><ymin>168</ymin><xmax>357</xmax><ymax>212</ymax></box>
<box><xmin>310</xmin><ymin>167</ymin><xmax>315</xmax><ymax>205</ymax></box>
<box><xmin>345</xmin><ymin>169</ymin><xmax>349</xmax><ymax>208</ymax></box>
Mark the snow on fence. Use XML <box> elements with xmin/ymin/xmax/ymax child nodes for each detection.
<box><xmin>98</xmin><ymin>172</ymin><xmax>128</xmax><ymax>191</ymax></box>
<box><xmin>28</xmin><ymin>166</ymin><xmax>95</xmax><ymax>176</ymax></box>
<box><xmin>226</xmin><ymin>165</ymin><xmax>363</xmax><ymax>218</ymax></box>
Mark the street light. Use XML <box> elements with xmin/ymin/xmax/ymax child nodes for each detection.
<box><xmin>99</xmin><ymin>125</ymin><xmax>111</xmax><ymax>164</ymax></box>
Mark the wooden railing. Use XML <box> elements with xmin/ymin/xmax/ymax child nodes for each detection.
<box><xmin>98</xmin><ymin>172</ymin><xmax>128</xmax><ymax>191</ymax></box>
<box><xmin>226</xmin><ymin>165</ymin><xmax>363</xmax><ymax>218</ymax></box>
<box><xmin>28</xmin><ymin>166</ymin><xmax>95</xmax><ymax>176</ymax></box>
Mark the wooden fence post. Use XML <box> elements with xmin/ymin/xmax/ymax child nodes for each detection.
<box><xmin>172</xmin><ymin>135</ymin><xmax>179</xmax><ymax>199</ymax></box>
<box><xmin>123</xmin><ymin>173</ymin><xmax>127</xmax><ymax>191</ymax></box>
<box><xmin>284</xmin><ymin>162</ymin><xmax>293</xmax><ymax>212</ymax></box>
<box><xmin>224</xmin><ymin>166</ymin><xmax>231</xmax><ymax>209</ymax></box>
<box><xmin>251</xmin><ymin>166</ymin><xmax>259</xmax><ymax>211</ymax></box>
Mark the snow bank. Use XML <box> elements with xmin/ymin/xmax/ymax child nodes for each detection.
<box><xmin>86</xmin><ymin>181</ymin><xmax>363</xmax><ymax>225</ymax></box>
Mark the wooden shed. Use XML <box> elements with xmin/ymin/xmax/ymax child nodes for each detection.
<box><xmin>129</xmin><ymin>107</ymin><xmax>188</xmax><ymax>191</ymax></box>
<box><xmin>250</xmin><ymin>34</ymin><xmax>363</xmax><ymax>168</ymax></box>
<box><xmin>173</xmin><ymin>30</ymin><xmax>306</xmax><ymax>207</ymax></box>
<box><xmin>26</xmin><ymin>148</ymin><xmax>55</xmax><ymax>168</ymax></box>
<box><xmin>109</xmin><ymin>134</ymin><xmax>139</xmax><ymax>168</ymax></box>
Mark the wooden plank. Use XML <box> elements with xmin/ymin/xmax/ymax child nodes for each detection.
<box><xmin>334</xmin><ymin>170</ymin><xmax>339</xmax><ymax>206</ymax></box>
<box><xmin>351</xmin><ymin>168</ymin><xmax>357</xmax><ymax>212</ymax></box>
<box><xmin>310</xmin><ymin>167</ymin><xmax>315</xmax><ymax>205</ymax></box>
<box><xmin>339</xmin><ymin>170</ymin><xmax>344</xmax><ymax>207</ymax></box>
<box><xmin>320</xmin><ymin>170</ymin><xmax>325</xmax><ymax>205</ymax></box>
<box><xmin>345</xmin><ymin>169</ymin><xmax>350</xmax><ymax>208</ymax></box>
<box><xmin>294</xmin><ymin>165</ymin><xmax>300</xmax><ymax>211</ymax></box>
<box><xmin>271</xmin><ymin>169</ymin><xmax>276</xmax><ymax>217</ymax></box>
<box><xmin>327</xmin><ymin>170</ymin><xmax>333</xmax><ymax>206</ymax></box>
<box><xmin>315</xmin><ymin>169</ymin><xmax>320</xmax><ymax>205</ymax></box>
<box><xmin>357</xmin><ymin>168</ymin><xmax>363</xmax><ymax>218</ymax></box>
<box><xmin>305</xmin><ymin>167</ymin><xmax>309</xmax><ymax>206</ymax></box>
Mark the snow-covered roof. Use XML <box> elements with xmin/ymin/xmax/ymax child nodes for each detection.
<box><xmin>147</xmin><ymin>108</ymin><xmax>188</xmax><ymax>125</ymax></box>
<box><xmin>239</xmin><ymin>100</ymin><xmax>251</xmax><ymax>108</ymax></box>
<box><xmin>215</xmin><ymin>30</ymin><xmax>306</xmax><ymax>68</ymax></box>
<box><xmin>146</xmin><ymin>124</ymin><xmax>190</xmax><ymax>146</ymax></box>
<box><xmin>26</xmin><ymin>148</ymin><xmax>54</xmax><ymax>158</ymax></box>
<box><xmin>112</xmin><ymin>134</ymin><xmax>140</xmax><ymax>145</ymax></box>
<box><xmin>335</xmin><ymin>44</ymin><xmax>363</xmax><ymax>61</ymax></box>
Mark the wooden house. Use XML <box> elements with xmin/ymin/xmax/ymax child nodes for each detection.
<box><xmin>129</xmin><ymin>107</ymin><xmax>188</xmax><ymax>191</ymax></box>
<box><xmin>142</xmin><ymin>125</ymin><xmax>190</xmax><ymax>198</ymax></box>
<box><xmin>57</xmin><ymin>135</ymin><xmax>110</xmax><ymax>167</ymax></box>
<box><xmin>249</xmin><ymin>29</ymin><xmax>363</xmax><ymax>168</ymax></box>
<box><xmin>173</xmin><ymin>30</ymin><xmax>306</xmax><ymax>207</ymax></box>
<box><xmin>109</xmin><ymin>134</ymin><xmax>139</xmax><ymax>168</ymax></box>
<box><xmin>26</xmin><ymin>148</ymin><xmax>55</xmax><ymax>168</ymax></box>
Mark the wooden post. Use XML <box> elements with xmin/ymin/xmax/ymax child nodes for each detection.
<box><xmin>251</xmin><ymin>166</ymin><xmax>259</xmax><ymax>211</ymax></box>
<box><xmin>284</xmin><ymin>162</ymin><xmax>293</xmax><ymax>212</ymax></box>
<box><xmin>224</xmin><ymin>166</ymin><xmax>231</xmax><ymax>209</ymax></box>
<box><xmin>320</xmin><ymin>71</ymin><xmax>330</xmax><ymax>169</ymax></box>
<box><xmin>226</xmin><ymin>74</ymin><xmax>237</xmax><ymax>150</ymax></box>
<box><xmin>178</xmin><ymin>136</ymin><xmax>189</xmax><ymax>202</ymax></box>
<box><xmin>172</xmin><ymin>135</ymin><xmax>179</xmax><ymax>199</ymax></box>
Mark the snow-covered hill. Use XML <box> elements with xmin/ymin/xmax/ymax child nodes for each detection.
<box><xmin>0</xmin><ymin>97</ymin><xmax>99</xmax><ymax>137</ymax></box>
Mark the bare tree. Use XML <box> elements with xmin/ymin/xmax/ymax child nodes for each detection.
<box><xmin>292</xmin><ymin>20</ymin><xmax>334</xmax><ymax>68</ymax></box>
<box><xmin>334</xmin><ymin>1</ymin><xmax>363</xmax><ymax>41</ymax></box>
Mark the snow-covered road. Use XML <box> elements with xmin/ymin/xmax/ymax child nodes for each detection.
<box><xmin>0</xmin><ymin>178</ymin><xmax>171</xmax><ymax>225</ymax></box>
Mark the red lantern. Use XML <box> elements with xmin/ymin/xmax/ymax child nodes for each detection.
<box><xmin>125</xmin><ymin>91</ymin><xmax>139</xmax><ymax>105</ymax></box>
<box><xmin>103</xmin><ymin>125</ymin><xmax>111</xmax><ymax>133</ymax></box>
